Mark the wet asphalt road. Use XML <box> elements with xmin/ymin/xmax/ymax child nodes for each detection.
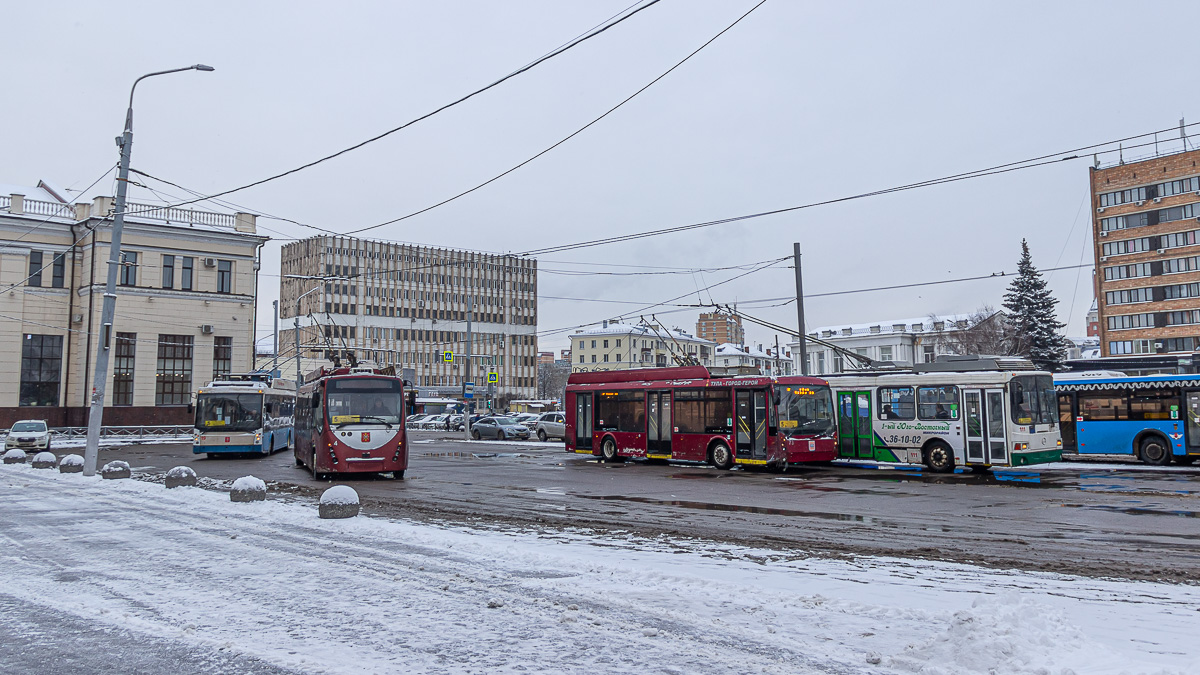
<box><xmin>93</xmin><ymin>432</ymin><xmax>1200</xmax><ymax>582</ymax></box>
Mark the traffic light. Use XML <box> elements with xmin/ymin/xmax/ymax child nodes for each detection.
<box><xmin>487</xmin><ymin>399</ymin><xmax>493</xmax><ymax>410</ymax></box>
<box><xmin>406</xmin><ymin>390</ymin><xmax>417</xmax><ymax>416</ymax></box>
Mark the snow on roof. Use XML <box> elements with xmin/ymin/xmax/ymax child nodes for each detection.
<box><xmin>807</xmin><ymin>313</ymin><xmax>988</xmax><ymax>338</ymax></box>
<box><xmin>0</xmin><ymin>182</ymin><xmax>60</xmax><ymax>203</ymax></box>
<box><xmin>574</xmin><ymin>322</ymin><xmax>715</xmax><ymax>345</ymax></box>
<box><xmin>715</xmin><ymin>343</ymin><xmax>788</xmax><ymax>360</ymax></box>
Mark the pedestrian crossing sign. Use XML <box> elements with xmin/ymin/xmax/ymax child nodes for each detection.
<box><xmin>487</xmin><ymin>372</ymin><xmax>498</xmax><ymax>383</ymax></box>
<box><xmin>443</xmin><ymin>351</ymin><xmax>453</xmax><ymax>362</ymax></box>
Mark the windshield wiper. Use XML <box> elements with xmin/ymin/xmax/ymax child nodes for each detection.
<box><xmin>335</xmin><ymin>415</ymin><xmax>394</xmax><ymax>429</ymax></box>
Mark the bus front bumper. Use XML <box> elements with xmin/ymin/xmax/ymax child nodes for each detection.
<box><xmin>1010</xmin><ymin>448</ymin><xmax>1061</xmax><ymax>466</ymax></box>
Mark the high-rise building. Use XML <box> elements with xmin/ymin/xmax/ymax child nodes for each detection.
<box><xmin>1091</xmin><ymin>147</ymin><xmax>1200</xmax><ymax>357</ymax></box>
<box><xmin>279</xmin><ymin>236</ymin><xmax>537</xmax><ymax>399</ymax></box>
<box><xmin>695</xmin><ymin>311</ymin><xmax>744</xmax><ymax>346</ymax></box>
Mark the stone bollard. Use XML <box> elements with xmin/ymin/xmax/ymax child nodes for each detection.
<box><xmin>230</xmin><ymin>476</ymin><xmax>266</xmax><ymax>502</ymax></box>
<box><xmin>3</xmin><ymin>449</ymin><xmax>28</xmax><ymax>464</ymax></box>
<box><xmin>31</xmin><ymin>452</ymin><xmax>57</xmax><ymax>469</ymax></box>
<box><xmin>100</xmin><ymin>460</ymin><xmax>132</xmax><ymax>479</ymax></box>
<box><xmin>165</xmin><ymin>466</ymin><xmax>198</xmax><ymax>489</ymax></box>
<box><xmin>59</xmin><ymin>454</ymin><xmax>84</xmax><ymax>474</ymax></box>
<box><xmin>319</xmin><ymin>485</ymin><xmax>360</xmax><ymax>519</ymax></box>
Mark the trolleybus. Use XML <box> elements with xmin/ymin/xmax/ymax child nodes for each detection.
<box><xmin>294</xmin><ymin>364</ymin><xmax>409</xmax><ymax>479</ymax></box>
<box><xmin>772</xmin><ymin>375</ymin><xmax>839</xmax><ymax>463</ymax></box>
<box><xmin>1055</xmin><ymin>372</ymin><xmax>1200</xmax><ymax>465</ymax></box>
<box><xmin>193</xmin><ymin>373</ymin><xmax>296</xmax><ymax>457</ymax></box>
<box><xmin>825</xmin><ymin>356</ymin><xmax>1061</xmax><ymax>472</ymax></box>
<box><xmin>565</xmin><ymin>366</ymin><xmax>788</xmax><ymax>470</ymax></box>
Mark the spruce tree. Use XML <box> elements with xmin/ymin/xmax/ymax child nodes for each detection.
<box><xmin>1002</xmin><ymin>239</ymin><xmax>1068</xmax><ymax>371</ymax></box>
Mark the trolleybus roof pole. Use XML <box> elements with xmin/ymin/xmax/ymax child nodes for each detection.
<box><xmin>793</xmin><ymin>242</ymin><xmax>809</xmax><ymax>376</ymax></box>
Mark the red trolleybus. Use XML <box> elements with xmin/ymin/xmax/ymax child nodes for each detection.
<box><xmin>773</xmin><ymin>376</ymin><xmax>839</xmax><ymax>464</ymax></box>
<box><xmin>565</xmin><ymin>366</ymin><xmax>787</xmax><ymax>470</ymax></box>
<box><xmin>294</xmin><ymin>365</ymin><xmax>409</xmax><ymax>479</ymax></box>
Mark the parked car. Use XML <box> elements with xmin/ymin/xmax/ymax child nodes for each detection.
<box><xmin>446</xmin><ymin>414</ymin><xmax>464</xmax><ymax>430</ymax></box>
<box><xmin>407</xmin><ymin>414</ymin><xmax>434</xmax><ymax>429</ymax></box>
<box><xmin>513</xmin><ymin>413</ymin><xmax>540</xmax><ymax>429</ymax></box>
<box><xmin>421</xmin><ymin>414</ymin><xmax>449</xmax><ymax>430</ymax></box>
<box><xmin>534</xmin><ymin>412</ymin><xmax>567</xmax><ymax>442</ymax></box>
<box><xmin>6</xmin><ymin>420</ymin><xmax>51</xmax><ymax>451</ymax></box>
<box><xmin>470</xmin><ymin>416</ymin><xmax>531</xmax><ymax>441</ymax></box>
<box><xmin>405</xmin><ymin>414</ymin><xmax>425</xmax><ymax>428</ymax></box>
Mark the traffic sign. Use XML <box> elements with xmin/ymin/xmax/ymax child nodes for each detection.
<box><xmin>487</xmin><ymin>372</ymin><xmax>498</xmax><ymax>384</ymax></box>
<box><xmin>442</xmin><ymin>350</ymin><xmax>454</xmax><ymax>362</ymax></box>
<box><xmin>463</xmin><ymin>381</ymin><xmax>475</xmax><ymax>399</ymax></box>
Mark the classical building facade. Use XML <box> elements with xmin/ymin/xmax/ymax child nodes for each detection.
<box><xmin>790</xmin><ymin>313</ymin><xmax>992</xmax><ymax>374</ymax></box>
<box><xmin>0</xmin><ymin>180</ymin><xmax>265</xmax><ymax>427</ymax></box>
<box><xmin>1091</xmin><ymin>147</ymin><xmax>1200</xmax><ymax>357</ymax></box>
<box><xmin>279</xmin><ymin>236</ymin><xmax>538</xmax><ymax>399</ymax></box>
<box><xmin>569</xmin><ymin>322</ymin><xmax>714</xmax><ymax>373</ymax></box>
<box><xmin>714</xmin><ymin>343</ymin><xmax>793</xmax><ymax>375</ymax></box>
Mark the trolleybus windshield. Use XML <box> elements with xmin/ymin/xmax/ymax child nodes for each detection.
<box><xmin>326</xmin><ymin>378</ymin><xmax>403</xmax><ymax>425</ymax></box>
<box><xmin>195</xmin><ymin>393</ymin><xmax>263</xmax><ymax>432</ymax></box>
<box><xmin>774</xmin><ymin>384</ymin><xmax>835</xmax><ymax>437</ymax></box>
<box><xmin>1010</xmin><ymin>374</ymin><xmax>1056</xmax><ymax>426</ymax></box>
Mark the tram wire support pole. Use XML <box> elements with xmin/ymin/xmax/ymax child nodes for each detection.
<box><xmin>294</xmin><ymin>286</ymin><xmax>322</xmax><ymax>386</ymax></box>
<box><xmin>793</xmin><ymin>242</ymin><xmax>809</xmax><ymax>376</ymax></box>
<box><xmin>82</xmin><ymin>64</ymin><xmax>215</xmax><ymax>477</ymax></box>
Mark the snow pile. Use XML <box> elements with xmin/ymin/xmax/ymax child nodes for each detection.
<box><xmin>231</xmin><ymin>476</ymin><xmax>265</xmax><ymax>492</ymax></box>
<box><xmin>31</xmin><ymin>452</ymin><xmax>57</xmax><ymax>469</ymax></box>
<box><xmin>58</xmin><ymin>454</ymin><xmax>83</xmax><ymax>474</ymax></box>
<box><xmin>319</xmin><ymin>485</ymin><xmax>359</xmax><ymax>505</ymax></box>
<box><xmin>2</xmin><ymin>449</ymin><xmax>27</xmax><ymax>464</ymax></box>
<box><xmin>164</xmin><ymin>466</ymin><xmax>197</xmax><ymax>489</ymax></box>
<box><xmin>229</xmin><ymin>475</ymin><xmax>266</xmax><ymax>503</ymax></box>
<box><xmin>100</xmin><ymin>460</ymin><xmax>131</xmax><ymax>479</ymax></box>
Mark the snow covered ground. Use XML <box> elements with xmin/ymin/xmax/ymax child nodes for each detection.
<box><xmin>0</xmin><ymin>465</ymin><xmax>1196</xmax><ymax>674</ymax></box>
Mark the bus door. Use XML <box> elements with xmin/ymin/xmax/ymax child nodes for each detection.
<box><xmin>1058</xmin><ymin>392</ymin><xmax>1077</xmax><ymax>452</ymax></box>
<box><xmin>964</xmin><ymin>389</ymin><xmax>1008</xmax><ymax>464</ymax></box>
<box><xmin>735</xmin><ymin>389</ymin><xmax>768</xmax><ymax>460</ymax></box>
<box><xmin>647</xmin><ymin>391</ymin><xmax>672</xmax><ymax>455</ymax></box>
<box><xmin>575</xmin><ymin>393</ymin><xmax>593</xmax><ymax>449</ymax></box>
<box><xmin>1186</xmin><ymin>391</ymin><xmax>1200</xmax><ymax>452</ymax></box>
<box><xmin>837</xmin><ymin>391</ymin><xmax>873</xmax><ymax>458</ymax></box>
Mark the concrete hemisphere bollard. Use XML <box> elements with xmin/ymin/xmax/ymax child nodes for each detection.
<box><xmin>318</xmin><ymin>485</ymin><xmax>360</xmax><ymax>519</ymax></box>
<box><xmin>31</xmin><ymin>452</ymin><xmax>58</xmax><ymax>469</ymax></box>
<box><xmin>165</xmin><ymin>466</ymin><xmax>198</xmax><ymax>489</ymax></box>
<box><xmin>59</xmin><ymin>454</ymin><xmax>85</xmax><ymax>474</ymax></box>
<box><xmin>3</xmin><ymin>449</ymin><xmax>28</xmax><ymax>465</ymax></box>
<box><xmin>100</xmin><ymin>460</ymin><xmax>132</xmax><ymax>479</ymax></box>
<box><xmin>230</xmin><ymin>475</ymin><xmax>267</xmax><ymax>502</ymax></box>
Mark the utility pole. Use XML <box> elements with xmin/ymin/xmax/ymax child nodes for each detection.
<box><xmin>464</xmin><ymin>295</ymin><xmax>473</xmax><ymax>441</ymax></box>
<box><xmin>82</xmin><ymin>64</ymin><xmax>214</xmax><ymax>477</ymax></box>
<box><xmin>294</xmin><ymin>286</ymin><xmax>321</xmax><ymax>385</ymax></box>
<box><xmin>793</xmin><ymin>242</ymin><xmax>809</xmax><ymax>376</ymax></box>
<box><xmin>272</xmin><ymin>299</ymin><xmax>279</xmax><ymax>373</ymax></box>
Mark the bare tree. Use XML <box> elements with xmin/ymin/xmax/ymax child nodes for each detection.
<box><xmin>928</xmin><ymin>306</ymin><xmax>1020</xmax><ymax>357</ymax></box>
<box><xmin>537</xmin><ymin>359</ymin><xmax>571</xmax><ymax>402</ymax></box>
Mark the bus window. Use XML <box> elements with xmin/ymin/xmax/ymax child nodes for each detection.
<box><xmin>1010</xmin><ymin>375</ymin><xmax>1057</xmax><ymax>426</ymax></box>
<box><xmin>774</xmin><ymin>384</ymin><xmax>834</xmax><ymax>436</ymax></box>
<box><xmin>878</xmin><ymin>387</ymin><xmax>915</xmax><ymax>420</ymax></box>
<box><xmin>1078</xmin><ymin>392</ymin><xmax>1129</xmax><ymax>421</ymax></box>
<box><xmin>917</xmin><ymin>386</ymin><xmax>959</xmax><ymax>420</ymax></box>
<box><xmin>595</xmin><ymin>391</ymin><xmax>645</xmax><ymax>432</ymax></box>
<box><xmin>1129</xmin><ymin>390</ymin><xmax>1177</xmax><ymax>421</ymax></box>
<box><xmin>673</xmin><ymin>388</ymin><xmax>732</xmax><ymax>434</ymax></box>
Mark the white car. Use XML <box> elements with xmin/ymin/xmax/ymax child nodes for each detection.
<box><xmin>407</xmin><ymin>414</ymin><xmax>433</xmax><ymax>429</ymax></box>
<box><xmin>421</xmin><ymin>414</ymin><xmax>449</xmax><ymax>430</ymax></box>
<box><xmin>7</xmin><ymin>420</ymin><xmax>51</xmax><ymax>451</ymax></box>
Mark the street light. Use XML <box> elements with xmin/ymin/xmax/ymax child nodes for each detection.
<box><xmin>82</xmin><ymin>64</ymin><xmax>215</xmax><ymax>477</ymax></box>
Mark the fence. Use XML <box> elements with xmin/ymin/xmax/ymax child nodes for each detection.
<box><xmin>0</xmin><ymin>425</ymin><xmax>192</xmax><ymax>442</ymax></box>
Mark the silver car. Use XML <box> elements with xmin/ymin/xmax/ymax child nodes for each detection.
<box><xmin>470</xmin><ymin>416</ymin><xmax>531</xmax><ymax>441</ymax></box>
<box><xmin>535</xmin><ymin>412</ymin><xmax>566</xmax><ymax>442</ymax></box>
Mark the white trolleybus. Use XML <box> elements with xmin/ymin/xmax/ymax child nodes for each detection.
<box><xmin>825</xmin><ymin>355</ymin><xmax>1061</xmax><ymax>472</ymax></box>
<box><xmin>193</xmin><ymin>373</ymin><xmax>297</xmax><ymax>457</ymax></box>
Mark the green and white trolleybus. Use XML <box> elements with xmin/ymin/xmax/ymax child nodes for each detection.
<box><xmin>825</xmin><ymin>356</ymin><xmax>1062</xmax><ymax>472</ymax></box>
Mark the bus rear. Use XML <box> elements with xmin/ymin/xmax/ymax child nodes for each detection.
<box><xmin>773</xmin><ymin>377</ymin><xmax>838</xmax><ymax>463</ymax></box>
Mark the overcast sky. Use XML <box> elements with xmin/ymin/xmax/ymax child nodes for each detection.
<box><xmin>8</xmin><ymin>1</ymin><xmax>1200</xmax><ymax>355</ymax></box>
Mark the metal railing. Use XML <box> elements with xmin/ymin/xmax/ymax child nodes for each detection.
<box><xmin>0</xmin><ymin>425</ymin><xmax>192</xmax><ymax>442</ymax></box>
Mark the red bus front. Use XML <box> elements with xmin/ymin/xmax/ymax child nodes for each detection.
<box><xmin>774</xmin><ymin>377</ymin><xmax>838</xmax><ymax>463</ymax></box>
<box><xmin>297</xmin><ymin>374</ymin><xmax>408</xmax><ymax>478</ymax></box>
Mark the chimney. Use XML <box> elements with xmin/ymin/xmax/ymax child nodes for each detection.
<box><xmin>73</xmin><ymin>202</ymin><xmax>91</xmax><ymax>221</ymax></box>
<box><xmin>9</xmin><ymin>193</ymin><xmax>24</xmax><ymax>215</ymax></box>
<box><xmin>234</xmin><ymin>212</ymin><xmax>257</xmax><ymax>234</ymax></box>
<box><xmin>92</xmin><ymin>196</ymin><xmax>114</xmax><ymax>218</ymax></box>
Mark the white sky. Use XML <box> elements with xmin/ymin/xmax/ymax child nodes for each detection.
<box><xmin>7</xmin><ymin>1</ymin><xmax>1200</xmax><ymax>354</ymax></box>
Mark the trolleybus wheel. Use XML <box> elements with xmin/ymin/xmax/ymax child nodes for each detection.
<box><xmin>924</xmin><ymin>441</ymin><xmax>955</xmax><ymax>473</ymax></box>
<box><xmin>710</xmin><ymin>442</ymin><xmax>734</xmax><ymax>471</ymax></box>
<box><xmin>1139</xmin><ymin>436</ymin><xmax>1173</xmax><ymax>466</ymax></box>
<box><xmin>537</xmin><ymin>430</ymin><xmax>548</xmax><ymax>442</ymax></box>
<box><xmin>601</xmin><ymin>437</ymin><xmax>619</xmax><ymax>463</ymax></box>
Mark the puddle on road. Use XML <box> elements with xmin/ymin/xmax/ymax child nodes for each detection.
<box><xmin>1062</xmin><ymin>503</ymin><xmax>1199</xmax><ymax>518</ymax></box>
<box><xmin>575</xmin><ymin>493</ymin><xmax>889</xmax><ymax>524</ymax></box>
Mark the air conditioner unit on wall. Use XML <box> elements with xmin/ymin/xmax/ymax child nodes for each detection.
<box><xmin>1100</xmin><ymin>231</ymin><xmax>1108</xmax><ymax>237</ymax></box>
<box><xmin>1154</xmin><ymin>197</ymin><xmax>1162</xmax><ymax>203</ymax></box>
<box><xmin>203</xmin><ymin>257</ymin><xmax>216</xmax><ymax>267</ymax></box>
<box><xmin>1097</xmin><ymin>207</ymin><xmax>1105</xmax><ymax>213</ymax></box>
<box><xmin>1136</xmin><ymin>200</ymin><xmax>1144</xmax><ymax>206</ymax></box>
<box><xmin>200</xmin><ymin>324</ymin><xmax>214</xmax><ymax>334</ymax></box>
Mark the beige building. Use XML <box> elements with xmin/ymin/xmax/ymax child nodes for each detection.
<box><xmin>0</xmin><ymin>180</ymin><xmax>265</xmax><ymax>427</ymax></box>
<box><xmin>278</xmin><ymin>236</ymin><xmax>538</xmax><ymax>399</ymax></box>
<box><xmin>569</xmin><ymin>321</ymin><xmax>714</xmax><ymax>373</ymax></box>
<box><xmin>696</xmin><ymin>311</ymin><xmax>744</xmax><ymax>346</ymax></box>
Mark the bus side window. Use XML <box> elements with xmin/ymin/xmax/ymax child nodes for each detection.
<box><xmin>1078</xmin><ymin>392</ymin><xmax>1129</xmax><ymax>421</ymax></box>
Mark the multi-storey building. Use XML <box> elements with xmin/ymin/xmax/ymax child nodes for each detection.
<box><xmin>1091</xmin><ymin>148</ymin><xmax>1200</xmax><ymax>357</ymax></box>
<box><xmin>695</xmin><ymin>311</ymin><xmax>744</xmax><ymax>346</ymax></box>
<box><xmin>569</xmin><ymin>321</ymin><xmax>714</xmax><ymax>372</ymax></box>
<box><xmin>714</xmin><ymin>343</ymin><xmax>794</xmax><ymax>375</ymax></box>
<box><xmin>790</xmin><ymin>313</ymin><xmax>995</xmax><ymax>374</ymax></box>
<box><xmin>0</xmin><ymin>180</ymin><xmax>265</xmax><ymax>427</ymax></box>
<box><xmin>279</xmin><ymin>236</ymin><xmax>538</xmax><ymax>400</ymax></box>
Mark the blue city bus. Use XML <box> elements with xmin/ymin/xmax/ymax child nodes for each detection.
<box><xmin>193</xmin><ymin>373</ymin><xmax>296</xmax><ymax>457</ymax></box>
<box><xmin>1055</xmin><ymin>373</ymin><xmax>1200</xmax><ymax>465</ymax></box>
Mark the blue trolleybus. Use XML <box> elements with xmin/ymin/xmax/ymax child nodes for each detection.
<box><xmin>193</xmin><ymin>373</ymin><xmax>297</xmax><ymax>456</ymax></box>
<box><xmin>1055</xmin><ymin>373</ymin><xmax>1200</xmax><ymax>465</ymax></box>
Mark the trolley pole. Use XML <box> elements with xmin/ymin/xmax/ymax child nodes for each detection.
<box><xmin>793</xmin><ymin>242</ymin><xmax>809</xmax><ymax>376</ymax></box>
<box><xmin>464</xmin><ymin>295</ymin><xmax>473</xmax><ymax>441</ymax></box>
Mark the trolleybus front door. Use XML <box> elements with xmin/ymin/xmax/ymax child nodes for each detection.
<box><xmin>735</xmin><ymin>389</ymin><xmax>768</xmax><ymax>461</ymax></box>
<box><xmin>964</xmin><ymin>389</ymin><xmax>1008</xmax><ymax>464</ymax></box>
<box><xmin>837</xmin><ymin>391</ymin><xmax>873</xmax><ymax>458</ymax></box>
<box><xmin>647</xmin><ymin>391</ymin><xmax>672</xmax><ymax>456</ymax></box>
<box><xmin>575</xmin><ymin>393</ymin><xmax>593</xmax><ymax>449</ymax></box>
<box><xmin>1058</xmin><ymin>392</ymin><xmax>1077</xmax><ymax>452</ymax></box>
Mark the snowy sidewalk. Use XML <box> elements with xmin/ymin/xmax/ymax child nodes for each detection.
<box><xmin>0</xmin><ymin>466</ymin><xmax>1195</xmax><ymax>674</ymax></box>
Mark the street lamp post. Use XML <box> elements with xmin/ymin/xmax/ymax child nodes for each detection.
<box><xmin>294</xmin><ymin>285</ymin><xmax>323</xmax><ymax>385</ymax></box>
<box><xmin>82</xmin><ymin>65</ymin><xmax>215</xmax><ymax>477</ymax></box>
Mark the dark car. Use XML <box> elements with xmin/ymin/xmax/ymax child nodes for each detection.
<box><xmin>470</xmin><ymin>416</ymin><xmax>531</xmax><ymax>441</ymax></box>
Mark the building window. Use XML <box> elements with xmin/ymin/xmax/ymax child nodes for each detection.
<box><xmin>119</xmin><ymin>251</ymin><xmax>137</xmax><ymax>286</ymax></box>
<box><xmin>603</xmin><ymin>354</ymin><xmax>609</xmax><ymax>362</ymax></box>
<box><xmin>19</xmin><ymin>334</ymin><xmax>63</xmax><ymax>406</ymax></box>
<box><xmin>51</xmin><ymin>254</ymin><xmax>65</xmax><ymax>288</ymax></box>
<box><xmin>212</xmin><ymin>336</ymin><xmax>233</xmax><ymax>381</ymax></box>
<box><xmin>922</xmin><ymin>345</ymin><xmax>935</xmax><ymax>363</ymax></box>
<box><xmin>28</xmin><ymin>251</ymin><xmax>42</xmax><ymax>287</ymax></box>
<box><xmin>216</xmin><ymin>260</ymin><xmax>232</xmax><ymax>293</ymax></box>
<box><xmin>603</xmin><ymin>340</ymin><xmax>609</xmax><ymax>348</ymax></box>
<box><xmin>1107</xmin><ymin>313</ymin><xmax>1155</xmax><ymax>330</ymax></box>
<box><xmin>591</xmin><ymin>340</ymin><xmax>597</xmax><ymax>348</ymax></box>
<box><xmin>1103</xmin><ymin>262</ymin><xmax>1151</xmax><ymax>281</ymax></box>
<box><xmin>113</xmin><ymin>332</ymin><xmax>136</xmax><ymax>406</ymax></box>
<box><xmin>579</xmin><ymin>355</ymin><xmax>585</xmax><ymax>363</ymax></box>
<box><xmin>879</xmin><ymin>345</ymin><xmax>893</xmax><ymax>362</ymax></box>
<box><xmin>180</xmin><ymin>257</ymin><xmax>194</xmax><ymax>291</ymax></box>
<box><xmin>1106</xmin><ymin>287</ymin><xmax>1154</xmax><ymax>305</ymax></box>
<box><xmin>155</xmin><ymin>335</ymin><xmax>194</xmax><ymax>405</ymax></box>
<box><xmin>162</xmin><ymin>255</ymin><xmax>175</xmax><ymax>289</ymax></box>
<box><xmin>591</xmin><ymin>355</ymin><xmax>597</xmax><ymax>363</ymax></box>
